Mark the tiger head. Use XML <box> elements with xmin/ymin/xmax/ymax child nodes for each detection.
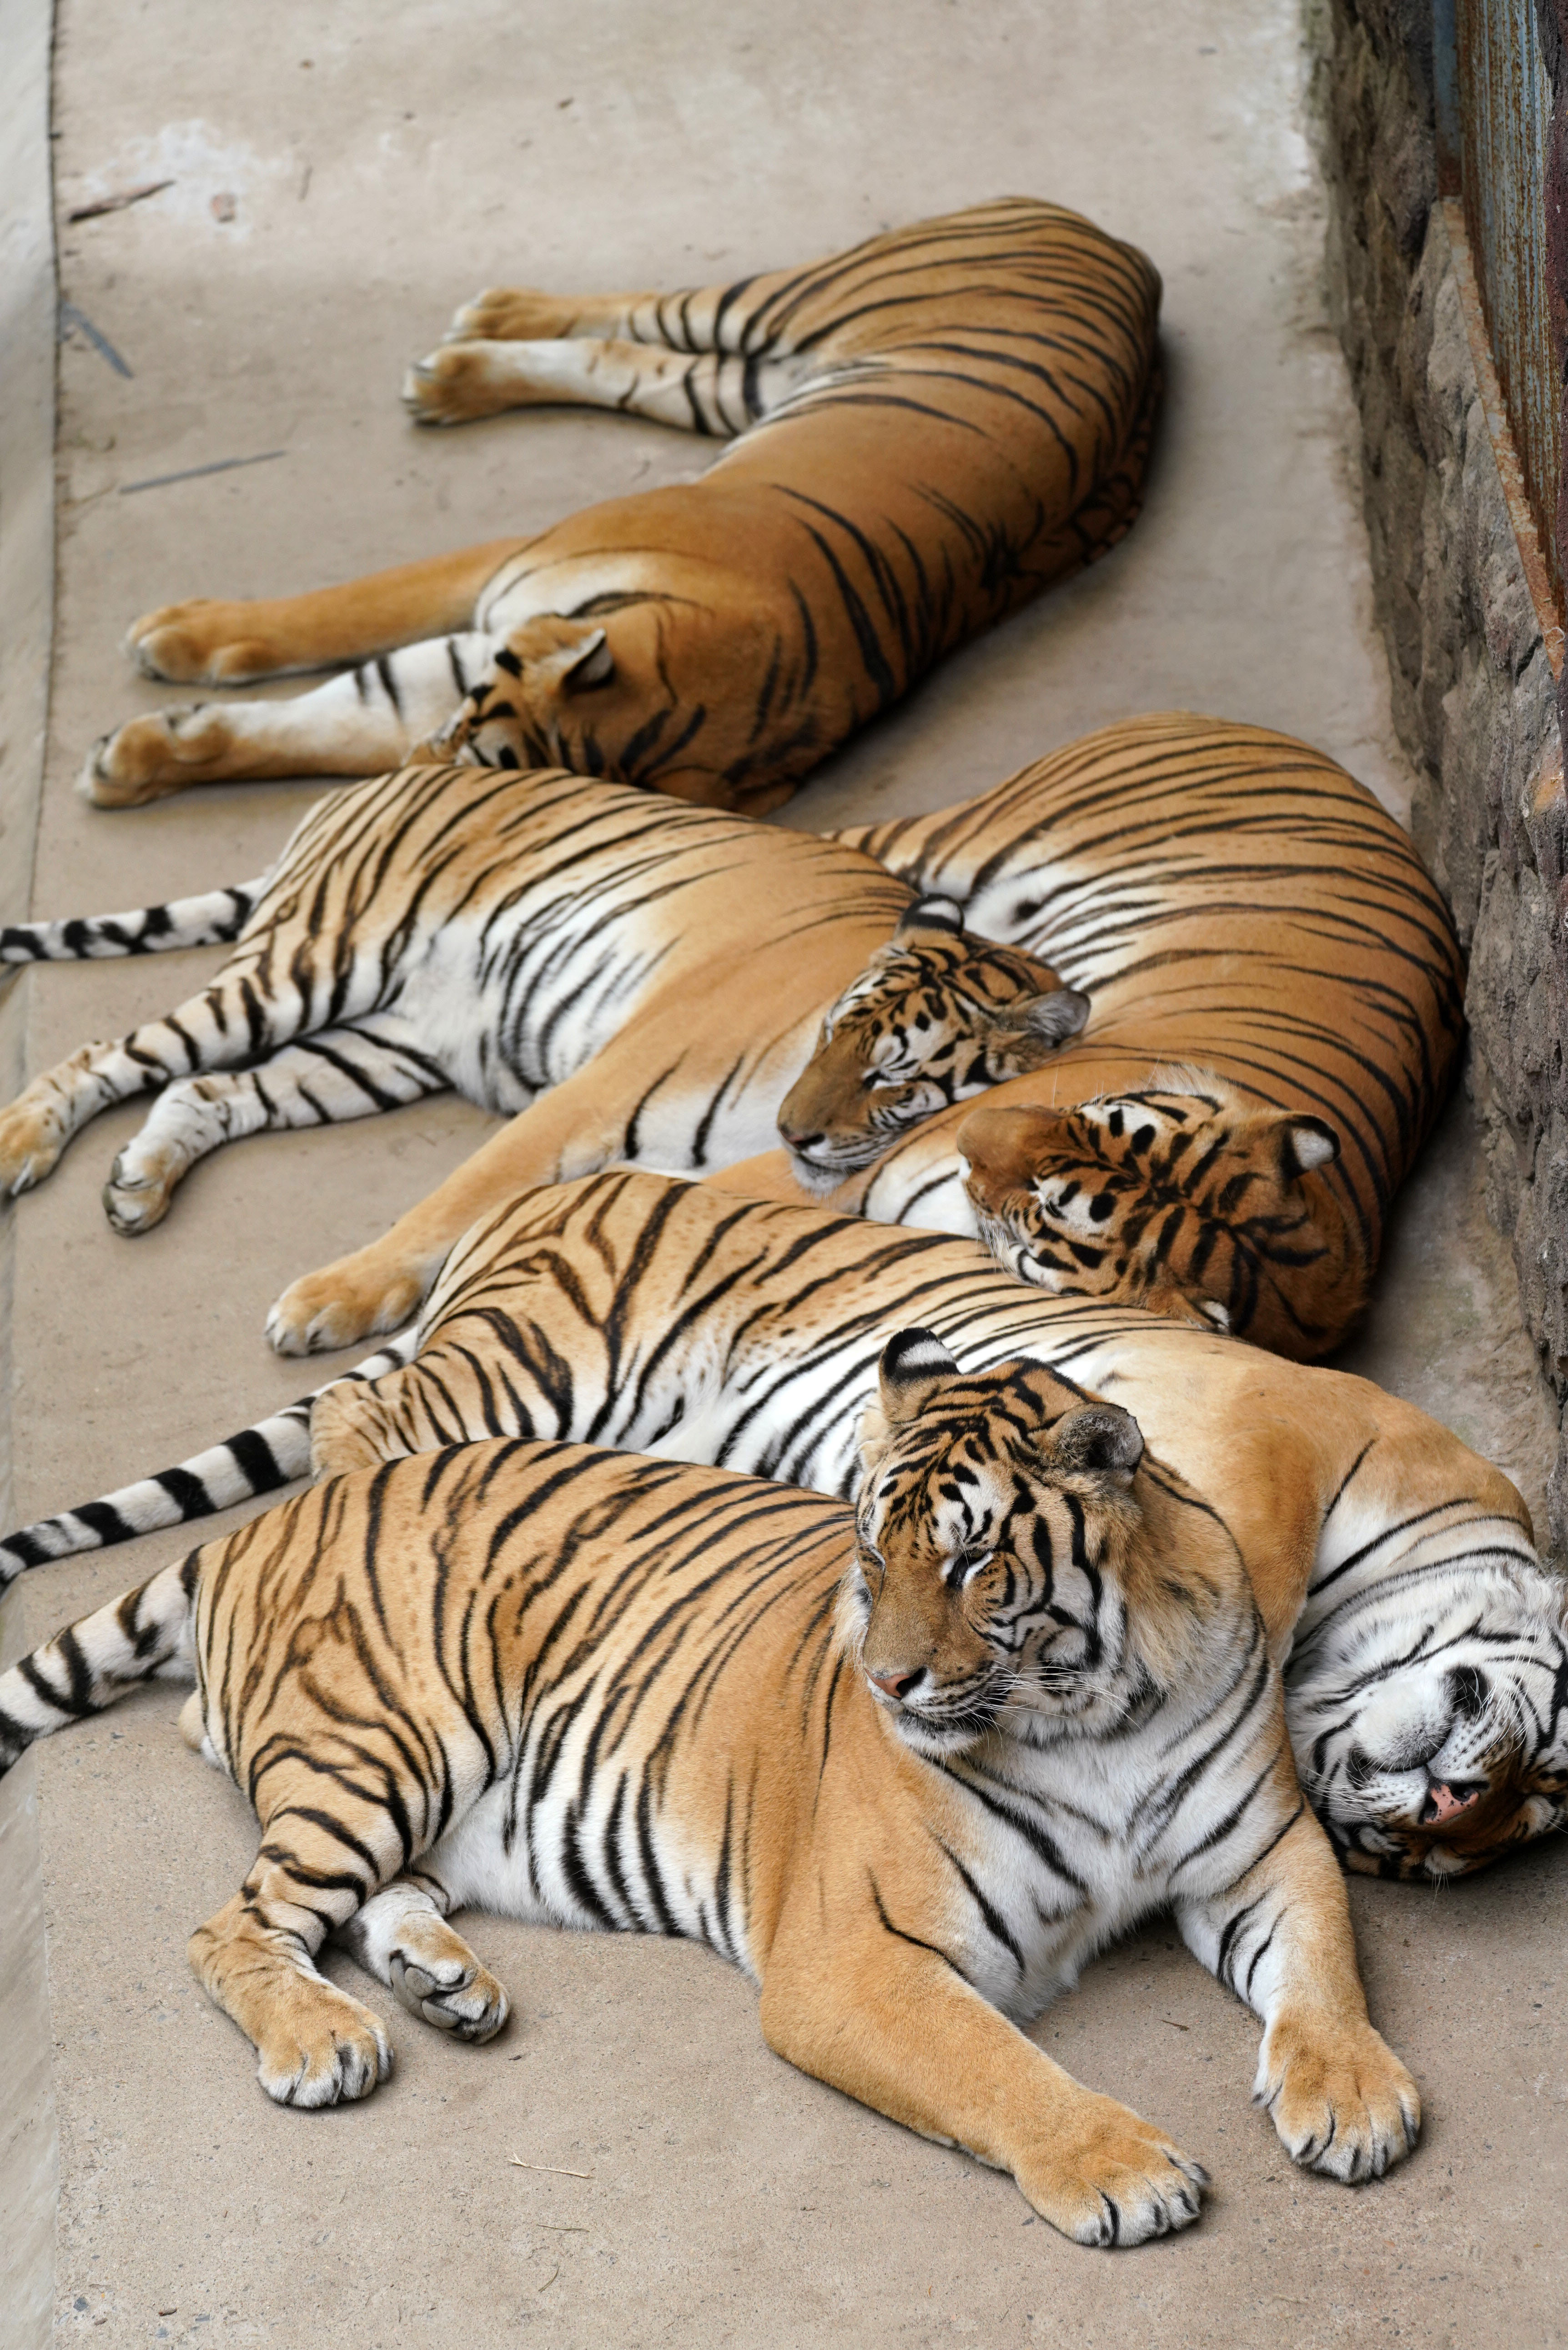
<box><xmin>955</xmin><ymin>1071</ymin><xmax>1365</xmax><ymax>1359</ymax></box>
<box><xmin>837</xmin><ymin>1329</ymin><xmax>1238</xmax><ymax>1757</ymax></box>
<box><xmin>1287</xmin><ymin>1535</ymin><xmax>1568</xmax><ymax>1879</ymax></box>
<box><xmin>777</xmin><ymin>900</ymin><xmax>1089</xmax><ymax>1183</ymax></box>
<box><xmin>437</xmin><ymin>617</ymin><xmax>619</xmax><ymax>771</ymax></box>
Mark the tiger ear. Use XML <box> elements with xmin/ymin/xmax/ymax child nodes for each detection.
<box><xmin>1050</xmin><ymin>1403</ymin><xmax>1145</xmax><ymax>1489</ymax></box>
<box><xmin>893</xmin><ymin>896</ymin><xmax>966</xmax><ymax>942</ymax></box>
<box><xmin>1278</xmin><ymin>1115</ymin><xmax>1339</xmax><ymax>1180</ymax></box>
<box><xmin>877</xmin><ymin>1327</ymin><xmax>960</xmax><ymax>1426</ymax></box>
<box><xmin>980</xmin><ymin>986</ymin><xmax>1091</xmax><ymax>1059</ymax></box>
<box><xmin>531</xmin><ymin>624</ymin><xmax>614</xmax><ymax>694</ymax></box>
<box><xmin>954</xmin><ymin>1101</ymin><xmax>1064</xmax><ymax>1188</ymax></box>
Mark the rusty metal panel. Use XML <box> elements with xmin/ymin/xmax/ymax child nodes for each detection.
<box><xmin>1457</xmin><ymin>0</ymin><xmax>1562</xmax><ymax>607</ymax></box>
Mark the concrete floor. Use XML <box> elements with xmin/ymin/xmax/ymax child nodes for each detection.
<box><xmin>4</xmin><ymin>0</ymin><xmax>1567</xmax><ymax>2342</ymax></box>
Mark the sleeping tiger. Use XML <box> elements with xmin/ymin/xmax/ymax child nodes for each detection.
<box><xmin>0</xmin><ymin>716</ymin><xmax>1454</xmax><ymax>1374</ymax></box>
<box><xmin>723</xmin><ymin>711</ymin><xmax>1466</xmax><ymax>1360</ymax></box>
<box><xmin>0</xmin><ymin>1360</ymin><xmax>1420</xmax><ymax>2235</ymax></box>
<box><xmin>0</xmin><ymin>762</ymin><xmax>1081</xmax><ymax>1266</ymax></box>
<box><xmin>8</xmin><ymin>1170</ymin><xmax>1561</xmax><ymax>1881</ymax></box>
<box><xmin>773</xmin><ymin>897</ymin><xmax>1357</xmax><ymax>1351</ymax></box>
<box><xmin>80</xmin><ymin>199</ymin><xmax>1160</xmax><ymax>817</ymax></box>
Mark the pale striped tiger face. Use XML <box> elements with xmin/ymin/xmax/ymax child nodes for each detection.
<box><xmin>777</xmin><ymin>902</ymin><xmax>1088</xmax><ymax>1182</ymax></box>
<box><xmin>955</xmin><ymin>1075</ymin><xmax>1357</xmax><ymax>1354</ymax></box>
<box><xmin>839</xmin><ymin>1331</ymin><xmax>1154</xmax><ymax>1758</ymax></box>
<box><xmin>1291</xmin><ymin>1564</ymin><xmax>1568</xmax><ymax>1878</ymax></box>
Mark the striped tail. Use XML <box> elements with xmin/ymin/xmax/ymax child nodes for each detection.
<box><xmin>0</xmin><ymin>879</ymin><xmax>266</xmax><ymax>962</ymax></box>
<box><xmin>0</xmin><ymin>1553</ymin><xmax>200</xmax><ymax>1778</ymax></box>
<box><xmin>0</xmin><ymin>1329</ymin><xmax>420</xmax><ymax>1593</ymax></box>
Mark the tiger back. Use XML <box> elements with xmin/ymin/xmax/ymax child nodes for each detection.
<box><xmin>722</xmin><ymin>712</ymin><xmax>1466</xmax><ymax>1357</ymax></box>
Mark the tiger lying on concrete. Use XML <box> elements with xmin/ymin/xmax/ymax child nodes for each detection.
<box><xmin>0</xmin><ymin>762</ymin><xmax>1080</xmax><ymax>1260</ymax></box>
<box><xmin>0</xmin><ymin>717</ymin><xmax>1456</xmax><ymax>1372</ymax></box>
<box><xmin>8</xmin><ymin>1171</ymin><xmax>1560</xmax><ymax>1881</ymax></box>
<box><xmin>81</xmin><ymin>199</ymin><xmax>1159</xmax><ymax>818</ymax></box>
<box><xmin>0</xmin><ymin>1355</ymin><xmax>1420</xmax><ymax>2238</ymax></box>
<box><xmin>726</xmin><ymin>711</ymin><xmax>1466</xmax><ymax>1360</ymax></box>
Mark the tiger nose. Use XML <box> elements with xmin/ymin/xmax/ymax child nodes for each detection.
<box><xmin>779</xmin><ymin>1123</ymin><xmax>824</xmax><ymax>1152</ymax></box>
<box><xmin>868</xmin><ymin>1667</ymin><xmax>923</xmax><ymax>1701</ymax></box>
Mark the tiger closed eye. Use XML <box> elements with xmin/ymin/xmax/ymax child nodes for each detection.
<box><xmin>950</xmin><ymin>1547</ymin><xmax>995</xmax><ymax>1587</ymax></box>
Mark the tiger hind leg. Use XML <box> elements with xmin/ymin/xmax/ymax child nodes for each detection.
<box><xmin>405</xmin><ymin>335</ymin><xmax>806</xmax><ymax>436</ymax></box>
<box><xmin>101</xmin><ymin>1021</ymin><xmax>450</xmax><ymax>1236</ymax></box>
<box><xmin>442</xmin><ymin>251</ymin><xmax>842</xmax><ymax>362</ymax></box>
<box><xmin>337</xmin><ymin>1878</ymin><xmax>509</xmax><ymax>2043</ymax></box>
<box><xmin>309</xmin><ymin>1333</ymin><xmax>546</xmax><ymax>1479</ymax></box>
<box><xmin>83</xmin><ymin>633</ymin><xmax>495</xmax><ymax>806</ymax></box>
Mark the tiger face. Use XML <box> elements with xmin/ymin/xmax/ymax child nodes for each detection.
<box><xmin>436</xmin><ymin>616</ymin><xmax>618</xmax><ymax>772</ymax></box>
<box><xmin>1290</xmin><ymin>1559</ymin><xmax>1568</xmax><ymax>1878</ymax></box>
<box><xmin>839</xmin><ymin>1330</ymin><xmax>1198</xmax><ymax>1759</ymax></box>
<box><xmin>955</xmin><ymin>1074</ymin><xmax>1362</xmax><ymax>1357</ymax></box>
<box><xmin>776</xmin><ymin>901</ymin><xmax>1089</xmax><ymax>1183</ymax></box>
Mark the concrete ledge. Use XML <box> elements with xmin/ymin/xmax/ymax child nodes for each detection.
<box><xmin>0</xmin><ymin>0</ymin><xmax>59</xmax><ymax>2341</ymax></box>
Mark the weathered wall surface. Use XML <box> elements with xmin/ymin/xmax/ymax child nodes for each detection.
<box><xmin>1311</xmin><ymin>0</ymin><xmax>1568</xmax><ymax>1557</ymax></box>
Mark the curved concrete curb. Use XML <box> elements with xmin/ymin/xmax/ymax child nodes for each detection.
<box><xmin>0</xmin><ymin>0</ymin><xmax>58</xmax><ymax>2340</ymax></box>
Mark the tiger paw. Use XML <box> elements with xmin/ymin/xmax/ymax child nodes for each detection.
<box><xmin>79</xmin><ymin>708</ymin><xmax>236</xmax><ymax>807</ymax></box>
<box><xmin>267</xmin><ymin>1254</ymin><xmax>426</xmax><ymax>1356</ymax></box>
<box><xmin>0</xmin><ymin>1090</ymin><xmax>71</xmax><ymax>1197</ymax></box>
<box><xmin>388</xmin><ymin>1926</ymin><xmax>509</xmax><ymax>2043</ymax></box>
<box><xmin>403</xmin><ymin>343</ymin><xmax>522</xmax><ymax>427</ymax></box>
<box><xmin>339</xmin><ymin>1888</ymin><xmax>510</xmax><ymax>2043</ymax></box>
<box><xmin>125</xmin><ymin>600</ymin><xmax>279</xmax><ymax>686</ymax></box>
<box><xmin>443</xmin><ymin>287</ymin><xmax>565</xmax><ymax>343</ymax></box>
<box><xmin>102</xmin><ymin>1144</ymin><xmax>180</xmax><ymax>1236</ymax></box>
<box><xmin>251</xmin><ymin>1980</ymin><xmax>394</xmax><ymax>2109</ymax></box>
<box><xmin>1255</xmin><ymin>2012</ymin><xmax>1421</xmax><ymax>2183</ymax></box>
<box><xmin>1018</xmin><ymin>2094</ymin><xmax>1208</xmax><ymax>2247</ymax></box>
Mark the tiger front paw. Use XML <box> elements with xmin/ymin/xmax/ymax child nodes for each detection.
<box><xmin>1256</xmin><ymin>2012</ymin><xmax>1421</xmax><ymax>2183</ymax></box>
<box><xmin>267</xmin><ymin>1253</ymin><xmax>427</xmax><ymax>1356</ymax></box>
<box><xmin>0</xmin><ymin>1089</ymin><xmax>71</xmax><ymax>1197</ymax></box>
<box><xmin>402</xmin><ymin>343</ymin><xmax>521</xmax><ymax>427</ymax></box>
<box><xmin>79</xmin><ymin>708</ymin><xmax>237</xmax><ymax>807</ymax></box>
<box><xmin>1018</xmin><ymin>2094</ymin><xmax>1208</xmax><ymax>2247</ymax></box>
<box><xmin>125</xmin><ymin>600</ymin><xmax>282</xmax><ymax>686</ymax></box>
<box><xmin>252</xmin><ymin>1981</ymin><xmax>394</xmax><ymax>2109</ymax></box>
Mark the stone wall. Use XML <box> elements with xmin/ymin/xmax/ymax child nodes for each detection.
<box><xmin>1310</xmin><ymin>0</ymin><xmax>1568</xmax><ymax>1559</ymax></box>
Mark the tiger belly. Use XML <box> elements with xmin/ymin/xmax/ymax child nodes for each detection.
<box><xmin>420</xmin><ymin>1761</ymin><xmax>757</xmax><ymax>1975</ymax></box>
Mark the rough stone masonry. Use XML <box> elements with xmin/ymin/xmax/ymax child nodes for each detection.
<box><xmin>1310</xmin><ymin>0</ymin><xmax>1568</xmax><ymax>1557</ymax></box>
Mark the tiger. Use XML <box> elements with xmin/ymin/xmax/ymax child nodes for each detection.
<box><xmin>0</xmin><ymin>1353</ymin><xmax>1421</xmax><ymax>2238</ymax></box>
<box><xmin>718</xmin><ymin>711</ymin><xmax>1466</xmax><ymax>1361</ymax></box>
<box><xmin>775</xmin><ymin>898</ymin><xmax>1356</xmax><ymax>1352</ymax></box>
<box><xmin>7</xmin><ymin>1169</ymin><xmax>1561</xmax><ymax>1881</ymax></box>
<box><xmin>0</xmin><ymin>715</ymin><xmax>1453</xmax><ymax>1376</ymax></box>
<box><xmin>79</xmin><ymin>199</ymin><xmax>1160</xmax><ymax>818</ymax></box>
<box><xmin>0</xmin><ymin>761</ymin><xmax>1087</xmax><ymax>1267</ymax></box>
